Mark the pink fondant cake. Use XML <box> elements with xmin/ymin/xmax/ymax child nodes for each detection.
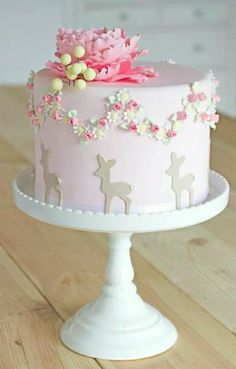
<box><xmin>27</xmin><ymin>28</ymin><xmax>220</xmax><ymax>214</ymax></box>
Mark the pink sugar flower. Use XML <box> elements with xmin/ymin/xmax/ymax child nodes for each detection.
<box><xmin>36</xmin><ymin>105</ymin><xmax>43</xmax><ymax>113</ymax></box>
<box><xmin>198</xmin><ymin>92</ymin><xmax>206</xmax><ymax>101</ymax></box>
<box><xmin>213</xmin><ymin>94</ymin><xmax>221</xmax><ymax>102</ymax></box>
<box><xmin>113</xmin><ymin>102</ymin><xmax>122</xmax><ymax>111</ymax></box>
<box><xmin>167</xmin><ymin>129</ymin><xmax>177</xmax><ymax>138</ymax></box>
<box><xmin>98</xmin><ymin>117</ymin><xmax>108</xmax><ymax>127</ymax></box>
<box><xmin>43</xmin><ymin>95</ymin><xmax>52</xmax><ymax>104</ymax></box>
<box><xmin>54</xmin><ymin>95</ymin><xmax>62</xmax><ymax>103</ymax></box>
<box><xmin>201</xmin><ymin>112</ymin><xmax>208</xmax><ymax>122</ymax></box>
<box><xmin>83</xmin><ymin>131</ymin><xmax>94</xmax><ymax>141</ymax></box>
<box><xmin>68</xmin><ymin>117</ymin><xmax>79</xmax><ymax>126</ymax></box>
<box><xmin>127</xmin><ymin>100</ymin><xmax>139</xmax><ymax>110</ymax></box>
<box><xmin>32</xmin><ymin>118</ymin><xmax>40</xmax><ymax>127</ymax></box>
<box><xmin>150</xmin><ymin>124</ymin><xmax>160</xmax><ymax>133</ymax></box>
<box><xmin>27</xmin><ymin>110</ymin><xmax>35</xmax><ymax>118</ymax></box>
<box><xmin>52</xmin><ymin>111</ymin><xmax>62</xmax><ymax>121</ymax></box>
<box><xmin>47</xmin><ymin>27</ymin><xmax>158</xmax><ymax>83</ymax></box>
<box><xmin>128</xmin><ymin>121</ymin><xmax>138</xmax><ymax>132</ymax></box>
<box><xmin>176</xmin><ymin>111</ymin><xmax>187</xmax><ymax>121</ymax></box>
<box><xmin>27</xmin><ymin>83</ymin><xmax>33</xmax><ymax>90</ymax></box>
<box><xmin>210</xmin><ymin>114</ymin><xmax>219</xmax><ymax>123</ymax></box>
<box><xmin>188</xmin><ymin>93</ymin><xmax>198</xmax><ymax>103</ymax></box>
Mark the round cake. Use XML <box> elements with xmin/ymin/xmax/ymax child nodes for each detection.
<box><xmin>27</xmin><ymin>28</ymin><xmax>220</xmax><ymax>214</ymax></box>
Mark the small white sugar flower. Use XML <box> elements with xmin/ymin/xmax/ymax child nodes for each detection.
<box><xmin>173</xmin><ymin>121</ymin><xmax>183</xmax><ymax>130</ymax></box>
<box><xmin>107</xmin><ymin>110</ymin><xmax>120</xmax><ymax>123</ymax></box>
<box><xmin>123</xmin><ymin>109</ymin><xmax>137</xmax><ymax>122</ymax></box>
<box><xmin>117</xmin><ymin>89</ymin><xmax>130</xmax><ymax>103</ymax></box>
<box><xmin>137</xmin><ymin>121</ymin><xmax>149</xmax><ymax>135</ymax></box>
<box><xmin>95</xmin><ymin>128</ymin><xmax>106</xmax><ymax>139</ymax></box>
<box><xmin>192</xmin><ymin>82</ymin><xmax>201</xmax><ymax>93</ymax></box>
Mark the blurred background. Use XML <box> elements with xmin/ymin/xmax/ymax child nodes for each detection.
<box><xmin>0</xmin><ymin>0</ymin><xmax>235</xmax><ymax>116</ymax></box>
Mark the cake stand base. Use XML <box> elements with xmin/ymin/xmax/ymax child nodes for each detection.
<box><xmin>13</xmin><ymin>169</ymin><xmax>229</xmax><ymax>360</ymax></box>
<box><xmin>61</xmin><ymin>233</ymin><xmax>177</xmax><ymax>360</ymax></box>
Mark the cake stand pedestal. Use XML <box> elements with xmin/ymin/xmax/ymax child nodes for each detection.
<box><xmin>13</xmin><ymin>168</ymin><xmax>229</xmax><ymax>360</ymax></box>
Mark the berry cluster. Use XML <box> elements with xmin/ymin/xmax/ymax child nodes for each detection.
<box><xmin>51</xmin><ymin>45</ymin><xmax>96</xmax><ymax>92</ymax></box>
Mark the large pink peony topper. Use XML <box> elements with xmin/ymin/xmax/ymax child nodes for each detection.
<box><xmin>47</xmin><ymin>27</ymin><xmax>158</xmax><ymax>83</ymax></box>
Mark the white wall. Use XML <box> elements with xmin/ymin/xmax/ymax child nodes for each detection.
<box><xmin>0</xmin><ymin>0</ymin><xmax>64</xmax><ymax>84</ymax></box>
<box><xmin>0</xmin><ymin>0</ymin><xmax>235</xmax><ymax>116</ymax></box>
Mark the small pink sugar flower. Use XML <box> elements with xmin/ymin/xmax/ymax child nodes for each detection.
<box><xmin>127</xmin><ymin>100</ymin><xmax>139</xmax><ymax>110</ymax></box>
<box><xmin>198</xmin><ymin>92</ymin><xmax>206</xmax><ymax>101</ymax></box>
<box><xmin>32</xmin><ymin>118</ymin><xmax>40</xmax><ymax>127</ymax></box>
<box><xmin>98</xmin><ymin>117</ymin><xmax>108</xmax><ymax>128</ymax></box>
<box><xmin>201</xmin><ymin>112</ymin><xmax>208</xmax><ymax>122</ymax></box>
<box><xmin>167</xmin><ymin>129</ymin><xmax>177</xmax><ymax>138</ymax></box>
<box><xmin>177</xmin><ymin>111</ymin><xmax>187</xmax><ymax>120</ymax></box>
<box><xmin>213</xmin><ymin>94</ymin><xmax>221</xmax><ymax>102</ymax></box>
<box><xmin>52</xmin><ymin>111</ymin><xmax>62</xmax><ymax>121</ymax></box>
<box><xmin>54</xmin><ymin>95</ymin><xmax>62</xmax><ymax>103</ymax></box>
<box><xmin>35</xmin><ymin>105</ymin><xmax>43</xmax><ymax>113</ymax></box>
<box><xmin>83</xmin><ymin>131</ymin><xmax>94</xmax><ymax>141</ymax></box>
<box><xmin>150</xmin><ymin>124</ymin><xmax>160</xmax><ymax>133</ymax></box>
<box><xmin>27</xmin><ymin>83</ymin><xmax>33</xmax><ymax>90</ymax></box>
<box><xmin>43</xmin><ymin>95</ymin><xmax>52</xmax><ymax>104</ymax></box>
<box><xmin>128</xmin><ymin>121</ymin><xmax>138</xmax><ymax>132</ymax></box>
<box><xmin>113</xmin><ymin>102</ymin><xmax>122</xmax><ymax>111</ymax></box>
<box><xmin>27</xmin><ymin>110</ymin><xmax>35</xmax><ymax>118</ymax></box>
<box><xmin>68</xmin><ymin>117</ymin><xmax>79</xmax><ymax>126</ymax></box>
<box><xmin>188</xmin><ymin>93</ymin><xmax>198</xmax><ymax>103</ymax></box>
<box><xmin>210</xmin><ymin>114</ymin><xmax>219</xmax><ymax>123</ymax></box>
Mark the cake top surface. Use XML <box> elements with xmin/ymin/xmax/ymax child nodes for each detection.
<box><xmin>38</xmin><ymin>62</ymin><xmax>205</xmax><ymax>89</ymax></box>
<box><xmin>145</xmin><ymin>62</ymin><xmax>204</xmax><ymax>87</ymax></box>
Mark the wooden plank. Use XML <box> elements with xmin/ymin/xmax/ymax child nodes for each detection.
<box><xmin>211</xmin><ymin>114</ymin><xmax>236</xmax><ymax>188</ymax></box>
<box><xmin>135</xmin><ymin>254</ymin><xmax>236</xmax><ymax>366</ymax></box>
<box><xmin>0</xmin><ymin>87</ymin><xmax>34</xmax><ymax>163</ymax></box>
<box><xmin>0</xmin><ymin>245</ymin><xmax>102</xmax><ymax>369</ymax></box>
<box><xmin>211</xmin><ymin>139</ymin><xmax>236</xmax><ymax>189</ymax></box>
<box><xmin>212</xmin><ymin>115</ymin><xmax>236</xmax><ymax>151</ymax></box>
<box><xmin>0</xmin><ymin>161</ymin><xmax>235</xmax><ymax>368</ymax></box>
<box><xmin>133</xmin><ymin>216</ymin><xmax>236</xmax><ymax>334</ymax></box>
<box><xmin>112</xmin><ymin>255</ymin><xmax>236</xmax><ymax>369</ymax></box>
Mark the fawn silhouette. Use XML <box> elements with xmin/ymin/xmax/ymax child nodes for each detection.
<box><xmin>94</xmin><ymin>154</ymin><xmax>133</xmax><ymax>214</ymax></box>
<box><xmin>166</xmin><ymin>152</ymin><xmax>195</xmax><ymax>210</ymax></box>
<box><xmin>40</xmin><ymin>143</ymin><xmax>62</xmax><ymax>206</ymax></box>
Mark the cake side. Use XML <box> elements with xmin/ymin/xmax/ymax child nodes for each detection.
<box><xmin>32</xmin><ymin>62</ymin><xmax>214</xmax><ymax>213</ymax></box>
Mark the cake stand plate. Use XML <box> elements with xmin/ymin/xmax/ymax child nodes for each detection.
<box><xmin>13</xmin><ymin>168</ymin><xmax>229</xmax><ymax>360</ymax></box>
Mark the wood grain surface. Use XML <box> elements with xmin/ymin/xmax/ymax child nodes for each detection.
<box><xmin>0</xmin><ymin>86</ymin><xmax>235</xmax><ymax>368</ymax></box>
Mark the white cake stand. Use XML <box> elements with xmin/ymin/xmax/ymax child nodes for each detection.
<box><xmin>13</xmin><ymin>168</ymin><xmax>229</xmax><ymax>360</ymax></box>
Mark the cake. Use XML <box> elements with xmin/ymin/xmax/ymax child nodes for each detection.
<box><xmin>27</xmin><ymin>28</ymin><xmax>220</xmax><ymax>214</ymax></box>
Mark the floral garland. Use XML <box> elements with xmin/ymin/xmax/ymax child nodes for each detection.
<box><xmin>119</xmin><ymin>70</ymin><xmax>220</xmax><ymax>143</ymax></box>
<box><xmin>26</xmin><ymin>70</ymin><xmax>220</xmax><ymax>144</ymax></box>
<box><xmin>182</xmin><ymin>70</ymin><xmax>220</xmax><ymax>129</ymax></box>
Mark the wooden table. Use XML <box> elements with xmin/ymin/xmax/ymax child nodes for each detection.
<box><xmin>0</xmin><ymin>86</ymin><xmax>235</xmax><ymax>369</ymax></box>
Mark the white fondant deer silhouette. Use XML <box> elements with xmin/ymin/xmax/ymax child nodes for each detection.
<box><xmin>40</xmin><ymin>143</ymin><xmax>62</xmax><ymax>206</ymax></box>
<box><xmin>166</xmin><ymin>152</ymin><xmax>195</xmax><ymax>210</ymax></box>
<box><xmin>94</xmin><ymin>154</ymin><xmax>133</xmax><ymax>214</ymax></box>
